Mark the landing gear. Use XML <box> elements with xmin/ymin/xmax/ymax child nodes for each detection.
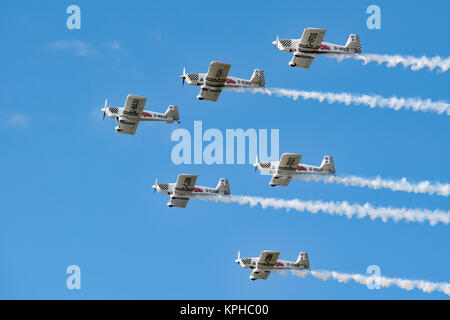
<box><xmin>289</xmin><ymin>62</ymin><xmax>296</xmax><ymax>67</ymax></box>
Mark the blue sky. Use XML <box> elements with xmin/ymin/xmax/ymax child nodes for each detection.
<box><xmin>0</xmin><ymin>0</ymin><xmax>449</xmax><ymax>299</ymax></box>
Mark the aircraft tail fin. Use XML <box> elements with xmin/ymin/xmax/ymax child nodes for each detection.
<box><xmin>296</xmin><ymin>252</ymin><xmax>310</xmax><ymax>269</ymax></box>
<box><xmin>345</xmin><ymin>34</ymin><xmax>362</xmax><ymax>54</ymax></box>
<box><xmin>250</xmin><ymin>69</ymin><xmax>265</xmax><ymax>88</ymax></box>
<box><xmin>320</xmin><ymin>155</ymin><xmax>336</xmax><ymax>175</ymax></box>
<box><xmin>216</xmin><ymin>178</ymin><xmax>230</xmax><ymax>196</ymax></box>
<box><xmin>164</xmin><ymin>105</ymin><xmax>180</xmax><ymax>123</ymax></box>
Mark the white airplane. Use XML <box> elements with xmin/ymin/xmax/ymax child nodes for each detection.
<box><xmin>236</xmin><ymin>250</ymin><xmax>310</xmax><ymax>281</ymax></box>
<box><xmin>152</xmin><ymin>174</ymin><xmax>230</xmax><ymax>208</ymax></box>
<box><xmin>272</xmin><ymin>27</ymin><xmax>362</xmax><ymax>69</ymax></box>
<box><xmin>101</xmin><ymin>94</ymin><xmax>180</xmax><ymax>135</ymax></box>
<box><xmin>180</xmin><ymin>61</ymin><xmax>265</xmax><ymax>101</ymax></box>
<box><xmin>254</xmin><ymin>153</ymin><xmax>335</xmax><ymax>186</ymax></box>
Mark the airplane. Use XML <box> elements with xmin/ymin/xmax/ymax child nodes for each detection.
<box><xmin>152</xmin><ymin>174</ymin><xmax>230</xmax><ymax>208</ymax></box>
<box><xmin>254</xmin><ymin>153</ymin><xmax>335</xmax><ymax>187</ymax></box>
<box><xmin>235</xmin><ymin>250</ymin><xmax>310</xmax><ymax>281</ymax></box>
<box><xmin>180</xmin><ymin>61</ymin><xmax>265</xmax><ymax>101</ymax></box>
<box><xmin>272</xmin><ymin>27</ymin><xmax>362</xmax><ymax>69</ymax></box>
<box><xmin>101</xmin><ymin>94</ymin><xmax>180</xmax><ymax>135</ymax></box>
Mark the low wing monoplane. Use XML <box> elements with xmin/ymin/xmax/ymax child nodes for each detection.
<box><xmin>254</xmin><ymin>153</ymin><xmax>335</xmax><ymax>186</ymax></box>
<box><xmin>272</xmin><ymin>27</ymin><xmax>362</xmax><ymax>69</ymax></box>
<box><xmin>236</xmin><ymin>250</ymin><xmax>310</xmax><ymax>280</ymax></box>
<box><xmin>180</xmin><ymin>61</ymin><xmax>265</xmax><ymax>101</ymax></box>
<box><xmin>152</xmin><ymin>174</ymin><xmax>230</xmax><ymax>208</ymax></box>
<box><xmin>101</xmin><ymin>94</ymin><xmax>180</xmax><ymax>135</ymax></box>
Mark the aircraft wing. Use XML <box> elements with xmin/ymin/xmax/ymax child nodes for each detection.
<box><xmin>257</xmin><ymin>251</ymin><xmax>280</xmax><ymax>268</ymax></box>
<box><xmin>299</xmin><ymin>28</ymin><xmax>327</xmax><ymax>51</ymax></box>
<box><xmin>116</xmin><ymin>117</ymin><xmax>140</xmax><ymax>135</ymax></box>
<box><xmin>174</xmin><ymin>174</ymin><xmax>198</xmax><ymax>193</ymax></box>
<box><xmin>205</xmin><ymin>61</ymin><xmax>231</xmax><ymax>87</ymax></box>
<box><xmin>122</xmin><ymin>94</ymin><xmax>147</xmax><ymax>118</ymax></box>
<box><xmin>198</xmin><ymin>86</ymin><xmax>223</xmax><ymax>102</ymax></box>
<box><xmin>270</xmin><ymin>175</ymin><xmax>292</xmax><ymax>186</ymax></box>
<box><xmin>250</xmin><ymin>269</ymin><xmax>271</xmax><ymax>280</ymax></box>
<box><xmin>292</xmin><ymin>54</ymin><xmax>316</xmax><ymax>69</ymax></box>
<box><xmin>278</xmin><ymin>153</ymin><xmax>302</xmax><ymax>170</ymax></box>
<box><xmin>168</xmin><ymin>196</ymin><xmax>190</xmax><ymax>208</ymax></box>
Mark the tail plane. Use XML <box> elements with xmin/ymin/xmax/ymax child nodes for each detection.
<box><xmin>216</xmin><ymin>178</ymin><xmax>231</xmax><ymax>195</ymax></box>
<box><xmin>250</xmin><ymin>69</ymin><xmax>266</xmax><ymax>87</ymax></box>
<box><xmin>320</xmin><ymin>155</ymin><xmax>336</xmax><ymax>175</ymax></box>
<box><xmin>345</xmin><ymin>34</ymin><xmax>362</xmax><ymax>54</ymax></box>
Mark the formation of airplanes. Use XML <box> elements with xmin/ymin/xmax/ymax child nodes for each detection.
<box><xmin>100</xmin><ymin>27</ymin><xmax>359</xmax><ymax>280</ymax></box>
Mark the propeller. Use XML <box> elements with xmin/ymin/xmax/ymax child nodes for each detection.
<box><xmin>253</xmin><ymin>154</ymin><xmax>259</xmax><ymax>172</ymax></box>
<box><xmin>235</xmin><ymin>250</ymin><xmax>241</xmax><ymax>263</ymax></box>
<box><xmin>102</xmin><ymin>98</ymin><xmax>108</xmax><ymax>120</ymax></box>
<box><xmin>180</xmin><ymin>67</ymin><xmax>186</xmax><ymax>87</ymax></box>
<box><xmin>272</xmin><ymin>35</ymin><xmax>279</xmax><ymax>46</ymax></box>
<box><xmin>152</xmin><ymin>178</ymin><xmax>158</xmax><ymax>193</ymax></box>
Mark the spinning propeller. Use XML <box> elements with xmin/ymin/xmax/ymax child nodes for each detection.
<box><xmin>102</xmin><ymin>98</ymin><xmax>108</xmax><ymax>120</ymax></box>
<box><xmin>235</xmin><ymin>251</ymin><xmax>241</xmax><ymax>263</ymax></box>
<box><xmin>272</xmin><ymin>35</ymin><xmax>279</xmax><ymax>46</ymax></box>
<box><xmin>180</xmin><ymin>67</ymin><xmax>186</xmax><ymax>87</ymax></box>
<box><xmin>253</xmin><ymin>155</ymin><xmax>259</xmax><ymax>173</ymax></box>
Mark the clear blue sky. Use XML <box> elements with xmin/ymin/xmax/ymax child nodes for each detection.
<box><xmin>0</xmin><ymin>0</ymin><xmax>449</xmax><ymax>299</ymax></box>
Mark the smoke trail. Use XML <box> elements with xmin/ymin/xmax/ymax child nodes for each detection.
<box><xmin>202</xmin><ymin>195</ymin><xmax>450</xmax><ymax>226</ymax></box>
<box><xmin>231</xmin><ymin>87</ymin><xmax>450</xmax><ymax>116</ymax></box>
<box><xmin>328</xmin><ymin>53</ymin><xmax>450</xmax><ymax>73</ymax></box>
<box><xmin>291</xmin><ymin>269</ymin><xmax>450</xmax><ymax>296</ymax></box>
<box><xmin>297</xmin><ymin>175</ymin><xmax>450</xmax><ymax>197</ymax></box>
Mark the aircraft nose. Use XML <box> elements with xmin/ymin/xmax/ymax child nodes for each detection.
<box><xmin>272</xmin><ymin>40</ymin><xmax>277</xmax><ymax>46</ymax></box>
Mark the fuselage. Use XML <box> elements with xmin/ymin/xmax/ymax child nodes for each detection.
<box><xmin>274</xmin><ymin>39</ymin><xmax>353</xmax><ymax>55</ymax></box>
<box><xmin>104</xmin><ymin>107</ymin><xmax>174</xmax><ymax>123</ymax></box>
<box><xmin>256</xmin><ymin>161</ymin><xmax>330</xmax><ymax>176</ymax></box>
<box><xmin>236</xmin><ymin>257</ymin><xmax>306</xmax><ymax>270</ymax></box>
<box><xmin>154</xmin><ymin>183</ymin><xmax>221</xmax><ymax>197</ymax></box>
<box><xmin>184</xmin><ymin>73</ymin><xmax>256</xmax><ymax>88</ymax></box>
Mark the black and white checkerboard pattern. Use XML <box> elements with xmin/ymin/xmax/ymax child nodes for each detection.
<box><xmin>108</xmin><ymin>107</ymin><xmax>119</xmax><ymax>114</ymax></box>
<box><xmin>256</xmin><ymin>70</ymin><xmax>265</xmax><ymax>88</ymax></box>
<box><xmin>352</xmin><ymin>35</ymin><xmax>362</xmax><ymax>54</ymax></box>
<box><xmin>187</xmin><ymin>73</ymin><xmax>199</xmax><ymax>81</ymax></box>
<box><xmin>260</xmin><ymin>162</ymin><xmax>271</xmax><ymax>169</ymax></box>
<box><xmin>241</xmin><ymin>258</ymin><xmax>252</xmax><ymax>265</ymax></box>
<box><xmin>220</xmin><ymin>178</ymin><xmax>230</xmax><ymax>195</ymax></box>
<box><xmin>279</xmin><ymin>39</ymin><xmax>292</xmax><ymax>48</ymax></box>
<box><xmin>158</xmin><ymin>183</ymin><xmax>169</xmax><ymax>191</ymax></box>
<box><xmin>324</xmin><ymin>156</ymin><xmax>336</xmax><ymax>175</ymax></box>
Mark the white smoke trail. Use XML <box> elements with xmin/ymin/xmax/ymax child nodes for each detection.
<box><xmin>203</xmin><ymin>195</ymin><xmax>450</xmax><ymax>226</ymax></box>
<box><xmin>231</xmin><ymin>87</ymin><xmax>450</xmax><ymax>116</ymax></box>
<box><xmin>297</xmin><ymin>175</ymin><xmax>450</xmax><ymax>197</ymax></box>
<box><xmin>291</xmin><ymin>269</ymin><xmax>450</xmax><ymax>296</ymax></box>
<box><xmin>328</xmin><ymin>53</ymin><xmax>450</xmax><ymax>73</ymax></box>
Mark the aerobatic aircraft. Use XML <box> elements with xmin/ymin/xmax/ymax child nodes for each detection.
<box><xmin>254</xmin><ymin>153</ymin><xmax>335</xmax><ymax>186</ymax></box>
<box><xmin>272</xmin><ymin>27</ymin><xmax>362</xmax><ymax>69</ymax></box>
<box><xmin>152</xmin><ymin>174</ymin><xmax>230</xmax><ymax>208</ymax></box>
<box><xmin>180</xmin><ymin>61</ymin><xmax>265</xmax><ymax>101</ymax></box>
<box><xmin>236</xmin><ymin>250</ymin><xmax>310</xmax><ymax>280</ymax></box>
<box><xmin>101</xmin><ymin>94</ymin><xmax>180</xmax><ymax>135</ymax></box>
